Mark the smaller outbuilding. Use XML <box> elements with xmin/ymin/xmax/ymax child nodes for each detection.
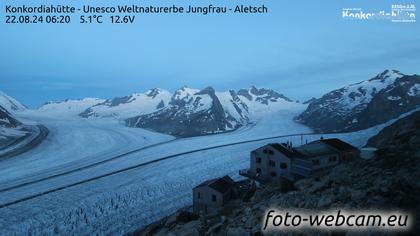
<box><xmin>192</xmin><ymin>175</ymin><xmax>236</xmax><ymax>215</ymax></box>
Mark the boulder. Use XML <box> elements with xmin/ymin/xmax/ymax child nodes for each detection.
<box><xmin>176</xmin><ymin>210</ymin><xmax>198</xmax><ymax>223</ymax></box>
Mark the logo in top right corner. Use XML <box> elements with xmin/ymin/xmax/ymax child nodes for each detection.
<box><xmin>342</xmin><ymin>4</ymin><xmax>416</xmax><ymax>23</ymax></box>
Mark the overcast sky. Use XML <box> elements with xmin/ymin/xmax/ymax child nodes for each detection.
<box><xmin>1</xmin><ymin>0</ymin><xmax>420</xmax><ymax>107</ymax></box>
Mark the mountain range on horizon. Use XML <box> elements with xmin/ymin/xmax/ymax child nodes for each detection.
<box><xmin>1</xmin><ymin>69</ymin><xmax>419</xmax><ymax>138</ymax></box>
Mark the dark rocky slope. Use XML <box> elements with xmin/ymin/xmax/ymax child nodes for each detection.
<box><xmin>0</xmin><ymin>101</ymin><xmax>48</xmax><ymax>158</ymax></box>
<box><xmin>0</xmin><ymin>105</ymin><xmax>21</xmax><ymax>128</ymax></box>
<box><xmin>367</xmin><ymin>109</ymin><xmax>420</xmax><ymax>149</ymax></box>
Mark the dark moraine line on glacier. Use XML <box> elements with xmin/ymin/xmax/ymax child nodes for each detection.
<box><xmin>0</xmin><ymin>125</ymin><xmax>49</xmax><ymax>160</ymax></box>
<box><xmin>0</xmin><ymin>132</ymin><xmax>316</xmax><ymax>209</ymax></box>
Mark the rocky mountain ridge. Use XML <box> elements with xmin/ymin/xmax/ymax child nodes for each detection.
<box><xmin>125</xmin><ymin>86</ymin><xmax>297</xmax><ymax>137</ymax></box>
<box><xmin>0</xmin><ymin>105</ymin><xmax>21</xmax><ymax>128</ymax></box>
<box><xmin>367</xmin><ymin>109</ymin><xmax>420</xmax><ymax>149</ymax></box>
<box><xmin>296</xmin><ymin>69</ymin><xmax>420</xmax><ymax>133</ymax></box>
<box><xmin>0</xmin><ymin>91</ymin><xmax>26</xmax><ymax>112</ymax></box>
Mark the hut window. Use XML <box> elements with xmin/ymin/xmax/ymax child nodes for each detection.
<box><xmin>280</xmin><ymin>163</ymin><xmax>287</xmax><ymax>169</ymax></box>
<box><xmin>329</xmin><ymin>156</ymin><xmax>337</xmax><ymax>162</ymax></box>
<box><xmin>212</xmin><ymin>195</ymin><xmax>217</xmax><ymax>202</ymax></box>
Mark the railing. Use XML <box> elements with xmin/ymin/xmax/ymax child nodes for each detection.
<box><xmin>239</xmin><ymin>169</ymin><xmax>265</xmax><ymax>182</ymax></box>
<box><xmin>292</xmin><ymin>159</ymin><xmax>312</xmax><ymax>168</ymax></box>
<box><xmin>239</xmin><ymin>169</ymin><xmax>250</xmax><ymax>177</ymax></box>
<box><xmin>291</xmin><ymin>166</ymin><xmax>312</xmax><ymax>177</ymax></box>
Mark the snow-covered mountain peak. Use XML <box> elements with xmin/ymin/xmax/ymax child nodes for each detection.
<box><xmin>75</xmin><ymin>85</ymin><xmax>303</xmax><ymax>137</ymax></box>
<box><xmin>237</xmin><ymin>86</ymin><xmax>293</xmax><ymax>104</ymax></box>
<box><xmin>195</xmin><ymin>86</ymin><xmax>216</xmax><ymax>96</ymax></box>
<box><xmin>373</xmin><ymin>69</ymin><xmax>404</xmax><ymax>82</ymax></box>
<box><xmin>332</xmin><ymin>70</ymin><xmax>406</xmax><ymax>111</ymax></box>
<box><xmin>297</xmin><ymin>69</ymin><xmax>420</xmax><ymax>133</ymax></box>
<box><xmin>125</xmin><ymin>85</ymin><xmax>303</xmax><ymax>137</ymax></box>
<box><xmin>79</xmin><ymin>89</ymin><xmax>172</xmax><ymax>119</ymax></box>
<box><xmin>39</xmin><ymin>98</ymin><xmax>105</xmax><ymax>116</ymax></box>
<box><xmin>146</xmin><ymin>88</ymin><xmax>167</xmax><ymax>98</ymax></box>
<box><xmin>102</xmin><ymin>89</ymin><xmax>170</xmax><ymax>108</ymax></box>
<box><xmin>249</xmin><ymin>85</ymin><xmax>269</xmax><ymax>96</ymax></box>
<box><xmin>174</xmin><ymin>86</ymin><xmax>199</xmax><ymax>96</ymax></box>
<box><xmin>42</xmin><ymin>97</ymin><xmax>102</xmax><ymax>105</ymax></box>
<box><xmin>171</xmin><ymin>86</ymin><xmax>216</xmax><ymax>112</ymax></box>
<box><xmin>170</xmin><ymin>86</ymin><xmax>200</xmax><ymax>106</ymax></box>
<box><xmin>0</xmin><ymin>91</ymin><xmax>26</xmax><ymax>112</ymax></box>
